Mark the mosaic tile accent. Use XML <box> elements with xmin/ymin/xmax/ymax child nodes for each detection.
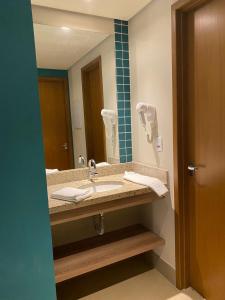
<box><xmin>114</xmin><ymin>19</ymin><xmax>132</xmax><ymax>163</ymax></box>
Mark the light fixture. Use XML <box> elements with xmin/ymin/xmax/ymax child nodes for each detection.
<box><xmin>61</xmin><ymin>26</ymin><xmax>71</xmax><ymax>31</ymax></box>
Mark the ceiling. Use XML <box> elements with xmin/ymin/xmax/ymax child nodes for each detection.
<box><xmin>34</xmin><ymin>24</ymin><xmax>109</xmax><ymax>69</ymax></box>
<box><xmin>31</xmin><ymin>0</ymin><xmax>153</xmax><ymax>20</ymax></box>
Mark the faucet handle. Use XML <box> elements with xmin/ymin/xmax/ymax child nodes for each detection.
<box><xmin>88</xmin><ymin>159</ymin><xmax>98</xmax><ymax>180</ymax></box>
<box><xmin>88</xmin><ymin>159</ymin><xmax>96</xmax><ymax>168</ymax></box>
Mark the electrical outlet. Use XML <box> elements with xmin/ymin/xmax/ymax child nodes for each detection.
<box><xmin>155</xmin><ymin>136</ymin><xmax>163</xmax><ymax>152</ymax></box>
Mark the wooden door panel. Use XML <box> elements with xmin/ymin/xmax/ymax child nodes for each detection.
<box><xmin>38</xmin><ymin>77</ymin><xmax>74</xmax><ymax>170</ymax></box>
<box><xmin>184</xmin><ymin>0</ymin><xmax>225</xmax><ymax>298</ymax></box>
<box><xmin>82</xmin><ymin>57</ymin><xmax>106</xmax><ymax>163</ymax></box>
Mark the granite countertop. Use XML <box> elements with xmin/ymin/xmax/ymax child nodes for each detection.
<box><xmin>48</xmin><ymin>173</ymin><xmax>153</xmax><ymax>214</ymax></box>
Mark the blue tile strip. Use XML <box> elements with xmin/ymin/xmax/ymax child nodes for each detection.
<box><xmin>114</xmin><ymin>19</ymin><xmax>132</xmax><ymax>163</ymax></box>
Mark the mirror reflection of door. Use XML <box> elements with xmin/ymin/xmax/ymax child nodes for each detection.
<box><xmin>82</xmin><ymin>57</ymin><xmax>107</xmax><ymax>163</ymax></box>
<box><xmin>33</xmin><ymin>22</ymin><xmax>118</xmax><ymax>170</ymax></box>
<box><xmin>38</xmin><ymin>77</ymin><xmax>74</xmax><ymax>170</ymax></box>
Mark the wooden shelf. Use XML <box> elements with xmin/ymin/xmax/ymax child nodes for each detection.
<box><xmin>54</xmin><ymin>225</ymin><xmax>165</xmax><ymax>283</ymax></box>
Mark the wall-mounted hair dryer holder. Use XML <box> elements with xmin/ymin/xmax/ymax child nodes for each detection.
<box><xmin>136</xmin><ymin>102</ymin><xmax>156</xmax><ymax>143</ymax></box>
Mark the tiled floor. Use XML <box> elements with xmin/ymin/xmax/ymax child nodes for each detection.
<box><xmin>79</xmin><ymin>269</ymin><xmax>204</xmax><ymax>300</ymax></box>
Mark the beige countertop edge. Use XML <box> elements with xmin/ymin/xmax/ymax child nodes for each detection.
<box><xmin>49</xmin><ymin>188</ymin><xmax>153</xmax><ymax>214</ymax></box>
<box><xmin>48</xmin><ymin>174</ymin><xmax>164</xmax><ymax>214</ymax></box>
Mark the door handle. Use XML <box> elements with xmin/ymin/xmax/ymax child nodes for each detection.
<box><xmin>61</xmin><ymin>143</ymin><xmax>68</xmax><ymax>150</ymax></box>
<box><xmin>188</xmin><ymin>162</ymin><xmax>198</xmax><ymax>176</ymax></box>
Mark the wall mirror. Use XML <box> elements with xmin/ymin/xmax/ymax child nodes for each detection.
<box><xmin>33</xmin><ymin>22</ymin><xmax>121</xmax><ymax>172</ymax></box>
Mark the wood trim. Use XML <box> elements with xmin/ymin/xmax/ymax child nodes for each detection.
<box><xmin>81</xmin><ymin>56</ymin><xmax>107</xmax><ymax>161</ymax></box>
<box><xmin>39</xmin><ymin>76</ymin><xmax>74</xmax><ymax>169</ymax></box>
<box><xmin>172</xmin><ymin>0</ymin><xmax>209</xmax><ymax>10</ymax></box>
<box><xmin>81</xmin><ymin>56</ymin><xmax>103</xmax><ymax>73</ymax></box>
<box><xmin>172</xmin><ymin>3</ymin><xmax>187</xmax><ymax>289</ymax></box>
<box><xmin>172</xmin><ymin>0</ymin><xmax>210</xmax><ymax>290</ymax></box>
<box><xmin>50</xmin><ymin>193</ymin><xmax>158</xmax><ymax>226</ymax></box>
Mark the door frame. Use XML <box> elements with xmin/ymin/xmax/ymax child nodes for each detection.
<box><xmin>172</xmin><ymin>0</ymin><xmax>210</xmax><ymax>289</ymax></box>
<box><xmin>38</xmin><ymin>76</ymin><xmax>75</xmax><ymax>169</ymax></box>
<box><xmin>81</xmin><ymin>56</ymin><xmax>107</xmax><ymax>161</ymax></box>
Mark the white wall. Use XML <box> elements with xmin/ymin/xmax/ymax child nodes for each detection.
<box><xmin>129</xmin><ymin>0</ymin><xmax>175</xmax><ymax>269</ymax></box>
<box><xmin>69</xmin><ymin>35</ymin><xmax>120</xmax><ymax>167</ymax></box>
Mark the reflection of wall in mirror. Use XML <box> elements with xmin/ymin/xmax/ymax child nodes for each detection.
<box><xmin>69</xmin><ymin>35</ymin><xmax>120</xmax><ymax>168</ymax></box>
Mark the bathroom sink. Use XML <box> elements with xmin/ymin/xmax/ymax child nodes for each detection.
<box><xmin>80</xmin><ymin>181</ymin><xmax>124</xmax><ymax>193</ymax></box>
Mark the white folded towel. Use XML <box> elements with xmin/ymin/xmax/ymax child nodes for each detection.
<box><xmin>51</xmin><ymin>187</ymin><xmax>92</xmax><ymax>203</ymax></box>
<box><xmin>124</xmin><ymin>171</ymin><xmax>168</xmax><ymax>197</ymax></box>
<box><xmin>46</xmin><ymin>169</ymin><xmax>59</xmax><ymax>175</ymax></box>
<box><xmin>96</xmin><ymin>162</ymin><xmax>111</xmax><ymax>167</ymax></box>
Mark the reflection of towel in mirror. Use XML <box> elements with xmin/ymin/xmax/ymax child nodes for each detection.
<box><xmin>96</xmin><ymin>162</ymin><xmax>111</xmax><ymax>167</ymax></box>
<box><xmin>46</xmin><ymin>169</ymin><xmax>59</xmax><ymax>175</ymax></box>
<box><xmin>101</xmin><ymin>109</ymin><xmax>117</xmax><ymax>155</ymax></box>
<box><xmin>51</xmin><ymin>187</ymin><xmax>92</xmax><ymax>202</ymax></box>
<box><xmin>123</xmin><ymin>171</ymin><xmax>168</xmax><ymax>197</ymax></box>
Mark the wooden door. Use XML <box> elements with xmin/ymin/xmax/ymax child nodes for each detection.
<box><xmin>183</xmin><ymin>0</ymin><xmax>225</xmax><ymax>298</ymax></box>
<box><xmin>38</xmin><ymin>77</ymin><xmax>74</xmax><ymax>170</ymax></box>
<box><xmin>82</xmin><ymin>57</ymin><xmax>106</xmax><ymax>163</ymax></box>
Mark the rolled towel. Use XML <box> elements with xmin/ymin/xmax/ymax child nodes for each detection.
<box><xmin>46</xmin><ymin>169</ymin><xmax>59</xmax><ymax>175</ymax></box>
<box><xmin>51</xmin><ymin>187</ymin><xmax>92</xmax><ymax>203</ymax></box>
<box><xmin>124</xmin><ymin>171</ymin><xmax>168</xmax><ymax>197</ymax></box>
<box><xmin>96</xmin><ymin>162</ymin><xmax>111</xmax><ymax>167</ymax></box>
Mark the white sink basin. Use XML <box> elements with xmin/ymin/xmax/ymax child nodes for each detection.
<box><xmin>80</xmin><ymin>181</ymin><xmax>124</xmax><ymax>193</ymax></box>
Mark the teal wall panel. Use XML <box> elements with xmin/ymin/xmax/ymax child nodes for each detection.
<box><xmin>0</xmin><ymin>1</ymin><xmax>56</xmax><ymax>299</ymax></box>
<box><xmin>38</xmin><ymin>68</ymin><xmax>68</xmax><ymax>78</ymax></box>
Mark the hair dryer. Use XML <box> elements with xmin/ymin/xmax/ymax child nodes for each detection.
<box><xmin>136</xmin><ymin>102</ymin><xmax>156</xmax><ymax>142</ymax></box>
<box><xmin>136</xmin><ymin>102</ymin><xmax>148</xmax><ymax>127</ymax></box>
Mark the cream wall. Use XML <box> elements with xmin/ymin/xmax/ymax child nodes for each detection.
<box><xmin>32</xmin><ymin>5</ymin><xmax>114</xmax><ymax>35</ymax></box>
<box><xmin>68</xmin><ymin>35</ymin><xmax>120</xmax><ymax>167</ymax></box>
<box><xmin>129</xmin><ymin>0</ymin><xmax>175</xmax><ymax>269</ymax></box>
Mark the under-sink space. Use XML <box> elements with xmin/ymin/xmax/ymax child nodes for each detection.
<box><xmin>52</xmin><ymin>206</ymin><xmax>143</xmax><ymax>247</ymax></box>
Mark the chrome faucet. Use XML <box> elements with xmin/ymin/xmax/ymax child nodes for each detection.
<box><xmin>88</xmin><ymin>159</ymin><xmax>98</xmax><ymax>181</ymax></box>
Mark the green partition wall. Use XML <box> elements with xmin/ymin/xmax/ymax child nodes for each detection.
<box><xmin>0</xmin><ymin>1</ymin><xmax>56</xmax><ymax>299</ymax></box>
<box><xmin>38</xmin><ymin>68</ymin><xmax>68</xmax><ymax>78</ymax></box>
